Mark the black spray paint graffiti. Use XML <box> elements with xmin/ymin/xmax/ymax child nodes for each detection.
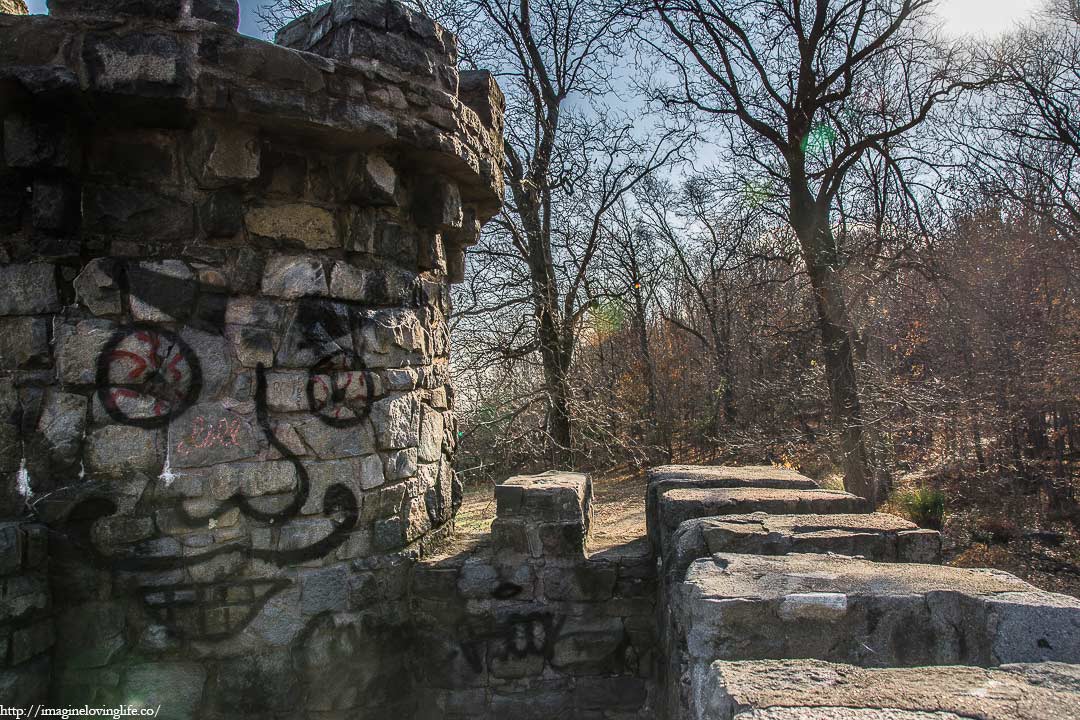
<box><xmin>40</xmin><ymin>261</ymin><xmax>417</xmax><ymax>639</ymax></box>
<box><xmin>458</xmin><ymin>611</ymin><xmax>566</xmax><ymax>674</ymax></box>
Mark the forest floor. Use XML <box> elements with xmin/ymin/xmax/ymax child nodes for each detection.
<box><xmin>457</xmin><ymin>463</ymin><xmax>1080</xmax><ymax>599</ymax></box>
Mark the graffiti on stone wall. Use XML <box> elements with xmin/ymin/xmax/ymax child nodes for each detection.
<box><xmin>459</xmin><ymin>611</ymin><xmax>566</xmax><ymax>674</ymax></box>
<box><xmin>41</xmin><ymin>262</ymin><xmax>397</xmax><ymax>639</ymax></box>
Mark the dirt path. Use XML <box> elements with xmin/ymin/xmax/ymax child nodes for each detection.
<box><xmin>455</xmin><ymin>468</ymin><xmax>648</xmax><ymax>553</ymax></box>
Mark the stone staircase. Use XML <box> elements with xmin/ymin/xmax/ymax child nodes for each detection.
<box><xmin>649</xmin><ymin>465</ymin><xmax>1080</xmax><ymax>720</ymax></box>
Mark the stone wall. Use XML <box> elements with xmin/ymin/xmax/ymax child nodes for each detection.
<box><xmin>0</xmin><ymin>522</ymin><xmax>52</xmax><ymax>704</ymax></box>
<box><xmin>0</xmin><ymin>0</ymin><xmax>502</xmax><ymax>715</ymax></box>
<box><xmin>410</xmin><ymin>472</ymin><xmax>657</xmax><ymax>719</ymax></box>
<box><xmin>647</xmin><ymin>465</ymin><xmax>1080</xmax><ymax>720</ymax></box>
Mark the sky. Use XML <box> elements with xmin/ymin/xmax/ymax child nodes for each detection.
<box><xmin>23</xmin><ymin>0</ymin><xmax>1045</xmax><ymax>39</ymax></box>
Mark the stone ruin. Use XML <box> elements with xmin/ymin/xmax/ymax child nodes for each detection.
<box><xmin>0</xmin><ymin>1</ymin><xmax>1078</xmax><ymax>718</ymax></box>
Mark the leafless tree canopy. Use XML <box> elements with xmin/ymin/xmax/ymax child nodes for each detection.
<box><xmin>263</xmin><ymin>0</ymin><xmax>1080</xmax><ymax>525</ymax></box>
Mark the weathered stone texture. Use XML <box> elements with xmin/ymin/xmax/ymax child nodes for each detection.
<box><xmin>0</xmin><ymin>0</ymin><xmax>502</xmax><ymax>716</ymax></box>
<box><xmin>653</xmin><ymin>486</ymin><xmax>869</xmax><ymax>550</ymax></box>
<box><xmin>700</xmin><ymin>659</ymin><xmax>1080</xmax><ymax>720</ymax></box>
<box><xmin>665</xmin><ymin>512</ymin><xmax>941</xmax><ymax>582</ymax></box>
<box><xmin>667</xmin><ymin>552</ymin><xmax>1080</xmax><ymax>720</ymax></box>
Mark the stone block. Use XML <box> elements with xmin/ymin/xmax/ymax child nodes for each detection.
<box><xmin>700</xmin><ymin>659</ymin><xmax>1080</xmax><ymax>720</ymax></box>
<box><xmin>490</xmin><ymin>518</ymin><xmax>535</xmax><ymax>557</ymax></box>
<box><xmin>168</xmin><ymin>404</ymin><xmax>260</xmax><ymax>468</ymax></box>
<box><xmin>573</xmin><ymin>676</ymin><xmax>648</xmax><ymax>711</ymax></box>
<box><xmin>666</xmin><ymin>512</ymin><xmax>941</xmax><ymax>582</ymax></box>
<box><xmin>190</xmin><ymin>120</ymin><xmax>260</xmax><ymax>188</ymax></box>
<box><xmin>418</xmin><ymin>405</ymin><xmax>445</xmax><ymax>462</ymax></box>
<box><xmin>296</xmin><ymin>417</ymin><xmax>377</xmax><ymax>460</ymax></box>
<box><xmin>246</xmin><ymin>203</ymin><xmax>338</xmax><ymax>249</ymax></box>
<box><xmin>0</xmin><ymin>264</ymin><xmax>58</xmax><ymax>315</ymax></box>
<box><xmin>411</xmin><ymin>565</ymin><xmax>458</xmax><ymax>599</ymax></box>
<box><xmin>199</xmin><ymin>191</ymin><xmax>244</xmax><ymax>237</ymax></box>
<box><xmin>646</xmin><ymin>465</ymin><xmax>820</xmax><ymax>547</ymax></box>
<box><xmin>372</xmin><ymin>393</ymin><xmax>421</xmax><ymax>449</ymax></box>
<box><xmin>3</xmin><ymin>115</ymin><xmax>79</xmax><ymax>170</ymax></box>
<box><xmin>551</xmin><ymin>616</ymin><xmax>625</xmax><ymax>674</ymax></box>
<box><xmin>54</xmin><ymin>602</ymin><xmax>125</xmax><ymax>670</ymax></box>
<box><xmin>122</xmin><ymin>662</ymin><xmax>207</xmax><ymax>720</ymax></box>
<box><xmin>897</xmin><ymin>528</ymin><xmax>943</xmax><ymax>563</ymax></box>
<box><xmin>83</xmin><ymin>30</ymin><xmax>188</xmax><ymax>96</ymax></box>
<box><xmin>459</xmin><ymin>70</ymin><xmax>505</xmax><ymax>133</ymax></box>
<box><xmin>88</xmin><ymin>129</ymin><xmax>181</xmax><ymax>183</ymax></box>
<box><xmin>415</xmin><ymin>179</ymin><xmax>462</xmax><ymax>231</ymax></box>
<box><xmin>261</xmin><ymin>254</ymin><xmax>328</xmax><ymax>298</ymax></box>
<box><xmin>669</xmin><ymin>553</ymin><xmax>1080</xmax><ymax>720</ymax></box>
<box><xmin>32</xmin><ymin>179</ymin><xmax>80</xmax><ymax>233</ymax></box>
<box><xmin>0</xmin><ymin>317</ymin><xmax>50</xmax><ymax>370</ymax></box>
<box><xmin>57</xmin><ymin>319</ymin><xmax>114</xmax><ymax>386</ymax></box>
<box><xmin>385</xmin><ymin>447</ymin><xmax>418</xmax><ymax>481</ymax></box>
<box><xmin>83</xmin><ymin>184</ymin><xmax>193</xmax><ymax>242</ymax></box>
<box><xmin>374</xmin><ymin>515</ymin><xmax>406</xmax><ymax>551</ymax></box>
<box><xmin>84</xmin><ymin>425</ymin><xmax>163</xmax><ymax>478</ymax></box>
<box><xmin>31</xmin><ymin>389</ymin><xmax>88</xmax><ymax>472</ymax></box>
<box><xmin>363</xmin><ymin>154</ymin><xmax>397</xmax><ymax>204</ymax></box>
<box><xmin>537</xmin><ymin>521</ymin><xmax>587</xmax><ymax>559</ymax></box>
<box><xmin>301</xmin><ymin>565</ymin><xmax>349</xmax><ymax>614</ymax></box>
<box><xmin>542</xmin><ymin>563</ymin><xmax>617</xmax><ymax>601</ymax></box>
<box><xmin>74</xmin><ymin>258</ymin><xmax>122</xmax><ymax>315</ymax></box>
<box><xmin>128</xmin><ymin>259</ymin><xmax>196</xmax><ymax>322</ymax></box>
<box><xmin>497</xmin><ymin>471</ymin><xmax>591</xmax><ymax>525</ymax></box>
<box><xmin>653</xmin><ymin>487</ymin><xmax>868</xmax><ymax>550</ymax></box>
<box><xmin>192</xmin><ymin>0</ymin><xmax>241</xmax><ymax>27</ymax></box>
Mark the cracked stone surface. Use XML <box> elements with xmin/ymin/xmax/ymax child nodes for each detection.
<box><xmin>700</xmin><ymin>659</ymin><xmax>1080</xmax><ymax>720</ymax></box>
<box><xmin>665</xmin><ymin>512</ymin><xmax>941</xmax><ymax>581</ymax></box>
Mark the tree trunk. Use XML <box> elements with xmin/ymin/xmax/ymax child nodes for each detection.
<box><xmin>791</xmin><ymin>191</ymin><xmax>875</xmax><ymax>505</ymax></box>
<box><xmin>535</xmin><ymin>287</ymin><xmax>574</xmax><ymax>468</ymax></box>
<box><xmin>631</xmin><ymin>290</ymin><xmax>661</xmax><ymax>452</ymax></box>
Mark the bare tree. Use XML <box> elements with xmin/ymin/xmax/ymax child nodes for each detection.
<box><xmin>643</xmin><ymin>0</ymin><xmax>984</xmax><ymax>503</ymax></box>
<box><xmin>962</xmin><ymin>0</ymin><xmax>1080</xmax><ymax>242</ymax></box>
<box><xmin>256</xmin><ymin>0</ymin><xmax>325</xmax><ymax>35</ymax></box>
<box><xmin>433</xmin><ymin>0</ymin><xmax>687</xmax><ymax>467</ymax></box>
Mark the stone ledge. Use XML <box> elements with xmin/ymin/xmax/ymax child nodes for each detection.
<box><xmin>0</xmin><ymin>8</ymin><xmax>504</xmax><ymax>217</ymax></box>
<box><xmin>653</xmin><ymin>487</ymin><xmax>868</xmax><ymax>549</ymax></box>
<box><xmin>668</xmin><ymin>553</ymin><xmax>1080</xmax><ymax>720</ymax></box>
<box><xmin>678</xmin><ymin>552</ymin><xmax>1080</xmax><ymax>667</ymax></box>
<box><xmin>645</xmin><ymin>465</ymin><xmax>820</xmax><ymax>548</ymax></box>
<box><xmin>699</xmin><ymin>659</ymin><xmax>1080</xmax><ymax>720</ymax></box>
<box><xmin>666</xmin><ymin>512</ymin><xmax>940</xmax><ymax>582</ymax></box>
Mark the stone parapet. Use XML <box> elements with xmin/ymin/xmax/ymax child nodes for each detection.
<box><xmin>652</xmin><ymin>486</ymin><xmax>869</xmax><ymax>550</ymax></box>
<box><xmin>664</xmin><ymin>512</ymin><xmax>941</xmax><ymax>582</ymax></box>
<box><xmin>645</xmin><ymin>465</ymin><xmax>822</xmax><ymax>550</ymax></box>
<box><xmin>491</xmin><ymin>471</ymin><xmax>593</xmax><ymax>561</ymax></box>
<box><xmin>667</xmin><ymin>552</ymin><xmax>1080</xmax><ymax>720</ymax></box>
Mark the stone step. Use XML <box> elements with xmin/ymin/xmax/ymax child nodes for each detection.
<box><xmin>652</xmin><ymin>486</ymin><xmax>869</xmax><ymax>550</ymax></box>
<box><xmin>646</xmin><ymin>467</ymin><xmax>819</xmax><ymax>536</ymax></box>
<box><xmin>665</xmin><ymin>553</ymin><xmax>1080</xmax><ymax>720</ymax></box>
<box><xmin>697</xmin><ymin>659</ymin><xmax>1080</xmax><ymax>720</ymax></box>
<box><xmin>665</xmin><ymin>512</ymin><xmax>940</xmax><ymax>582</ymax></box>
